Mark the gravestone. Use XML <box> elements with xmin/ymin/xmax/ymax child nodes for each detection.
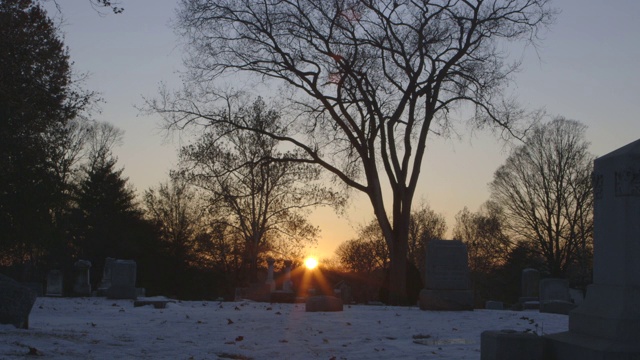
<box><xmin>520</xmin><ymin>268</ymin><xmax>541</xmax><ymax>309</ymax></box>
<box><xmin>0</xmin><ymin>274</ymin><xmax>37</xmax><ymax>329</ymax></box>
<box><xmin>45</xmin><ymin>270</ymin><xmax>63</xmax><ymax>297</ymax></box>
<box><xmin>539</xmin><ymin>278</ymin><xmax>576</xmax><ymax>315</ymax></box>
<box><xmin>266</xmin><ymin>257</ymin><xmax>276</xmax><ymax>292</ymax></box>
<box><xmin>106</xmin><ymin>260</ymin><xmax>137</xmax><ymax>300</ymax></box>
<box><xmin>485</xmin><ymin>301</ymin><xmax>504</xmax><ymax>310</ymax></box>
<box><xmin>282</xmin><ymin>259</ymin><xmax>293</xmax><ymax>293</ymax></box>
<box><xmin>97</xmin><ymin>257</ymin><xmax>115</xmax><ymax>296</ymax></box>
<box><xmin>419</xmin><ymin>239</ymin><xmax>473</xmax><ymax>310</ymax></box>
<box><xmin>568</xmin><ymin>289</ymin><xmax>584</xmax><ymax>305</ymax></box>
<box><xmin>72</xmin><ymin>260</ymin><xmax>92</xmax><ymax>297</ymax></box>
<box><xmin>544</xmin><ymin>139</ymin><xmax>640</xmax><ymax>359</ymax></box>
<box><xmin>334</xmin><ymin>281</ymin><xmax>353</xmax><ymax>304</ymax></box>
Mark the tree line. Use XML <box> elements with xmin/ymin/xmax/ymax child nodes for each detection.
<box><xmin>3</xmin><ymin>0</ymin><xmax>593</xmax><ymax>305</ymax></box>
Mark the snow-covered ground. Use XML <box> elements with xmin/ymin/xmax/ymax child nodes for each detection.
<box><xmin>0</xmin><ymin>297</ymin><xmax>567</xmax><ymax>359</ymax></box>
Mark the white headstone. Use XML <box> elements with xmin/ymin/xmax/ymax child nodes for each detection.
<box><xmin>545</xmin><ymin>139</ymin><xmax>640</xmax><ymax>358</ymax></box>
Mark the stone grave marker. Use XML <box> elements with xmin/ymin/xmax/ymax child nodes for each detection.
<box><xmin>519</xmin><ymin>268</ymin><xmax>541</xmax><ymax>309</ymax></box>
<box><xmin>106</xmin><ymin>260</ymin><xmax>137</xmax><ymax>300</ymax></box>
<box><xmin>539</xmin><ymin>278</ymin><xmax>576</xmax><ymax>315</ymax></box>
<box><xmin>72</xmin><ymin>260</ymin><xmax>92</xmax><ymax>297</ymax></box>
<box><xmin>97</xmin><ymin>257</ymin><xmax>115</xmax><ymax>296</ymax></box>
<box><xmin>0</xmin><ymin>274</ymin><xmax>37</xmax><ymax>329</ymax></box>
<box><xmin>419</xmin><ymin>239</ymin><xmax>473</xmax><ymax>310</ymax></box>
<box><xmin>544</xmin><ymin>138</ymin><xmax>640</xmax><ymax>358</ymax></box>
<box><xmin>265</xmin><ymin>257</ymin><xmax>276</xmax><ymax>292</ymax></box>
<box><xmin>45</xmin><ymin>269</ymin><xmax>63</xmax><ymax>297</ymax></box>
<box><xmin>282</xmin><ymin>259</ymin><xmax>293</xmax><ymax>293</ymax></box>
<box><xmin>485</xmin><ymin>301</ymin><xmax>504</xmax><ymax>310</ymax></box>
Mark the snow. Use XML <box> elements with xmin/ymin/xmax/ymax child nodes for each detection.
<box><xmin>0</xmin><ymin>297</ymin><xmax>568</xmax><ymax>359</ymax></box>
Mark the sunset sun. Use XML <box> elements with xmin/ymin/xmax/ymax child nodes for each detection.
<box><xmin>304</xmin><ymin>257</ymin><xmax>318</xmax><ymax>270</ymax></box>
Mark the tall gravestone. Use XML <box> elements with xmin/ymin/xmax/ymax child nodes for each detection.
<box><xmin>72</xmin><ymin>260</ymin><xmax>92</xmax><ymax>297</ymax></box>
<box><xmin>520</xmin><ymin>268</ymin><xmax>540</xmax><ymax>301</ymax></box>
<box><xmin>45</xmin><ymin>270</ymin><xmax>63</xmax><ymax>297</ymax></box>
<box><xmin>266</xmin><ymin>257</ymin><xmax>276</xmax><ymax>292</ymax></box>
<box><xmin>545</xmin><ymin>139</ymin><xmax>640</xmax><ymax>359</ymax></box>
<box><xmin>97</xmin><ymin>257</ymin><xmax>115</xmax><ymax>296</ymax></box>
<box><xmin>0</xmin><ymin>274</ymin><xmax>37</xmax><ymax>329</ymax></box>
<box><xmin>106</xmin><ymin>260</ymin><xmax>137</xmax><ymax>300</ymax></box>
<box><xmin>282</xmin><ymin>260</ymin><xmax>293</xmax><ymax>293</ymax></box>
<box><xmin>419</xmin><ymin>239</ymin><xmax>473</xmax><ymax>311</ymax></box>
<box><xmin>519</xmin><ymin>268</ymin><xmax>541</xmax><ymax>309</ymax></box>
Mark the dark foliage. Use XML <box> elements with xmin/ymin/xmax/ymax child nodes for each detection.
<box><xmin>0</xmin><ymin>0</ymin><xmax>92</xmax><ymax>272</ymax></box>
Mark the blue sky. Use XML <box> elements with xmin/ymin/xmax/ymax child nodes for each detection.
<box><xmin>47</xmin><ymin>0</ymin><xmax>640</xmax><ymax>259</ymax></box>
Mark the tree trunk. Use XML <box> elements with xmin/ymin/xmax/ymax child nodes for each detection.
<box><xmin>387</xmin><ymin>213</ymin><xmax>411</xmax><ymax>305</ymax></box>
<box><xmin>388</xmin><ymin>239</ymin><xmax>408</xmax><ymax>305</ymax></box>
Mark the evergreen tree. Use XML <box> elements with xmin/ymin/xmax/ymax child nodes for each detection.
<box><xmin>74</xmin><ymin>154</ymin><xmax>143</xmax><ymax>284</ymax></box>
<box><xmin>0</xmin><ymin>0</ymin><xmax>93</xmax><ymax>272</ymax></box>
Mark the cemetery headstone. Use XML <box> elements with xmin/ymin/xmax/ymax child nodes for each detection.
<box><xmin>519</xmin><ymin>268</ymin><xmax>541</xmax><ymax>309</ymax></box>
<box><xmin>282</xmin><ymin>259</ymin><xmax>293</xmax><ymax>293</ymax></box>
<box><xmin>544</xmin><ymin>139</ymin><xmax>640</xmax><ymax>358</ymax></box>
<box><xmin>97</xmin><ymin>257</ymin><xmax>115</xmax><ymax>296</ymax></box>
<box><xmin>520</xmin><ymin>268</ymin><xmax>540</xmax><ymax>300</ymax></box>
<box><xmin>334</xmin><ymin>281</ymin><xmax>353</xmax><ymax>304</ymax></box>
<box><xmin>485</xmin><ymin>301</ymin><xmax>504</xmax><ymax>310</ymax></box>
<box><xmin>106</xmin><ymin>259</ymin><xmax>137</xmax><ymax>300</ymax></box>
<box><xmin>538</xmin><ymin>278</ymin><xmax>576</xmax><ymax>315</ymax></box>
<box><xmin>0</xmin><ymin>274</ymin><xmax>37</xmax><ymax>329</ymax></box>
<box><xmin>72</xmin><ymin>260</ymin><xmax>92</xmax><ymax>297</ymax></box>
<box><xmin>266</xmin><ymin>257</ymin><xmax>276</xmax><ymax>292</ymax></box>
<box><xmin>45</xmin><ymin>269</ymin><xmax>63</xmax><ymax>297</ymax></box>
<box><xmin>568</xmin><ymin>289</ymin><xmax>584</xmax><ymax>305</ymax></box>
<box><xmin>419</xmin><ymin>239</ymin><xmax>473</xmax><ymax>310</ymax></box>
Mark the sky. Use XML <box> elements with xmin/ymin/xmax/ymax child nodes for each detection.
<box><xmin>45</xmin><ymin>0</ymin><xmax>640</xmax><ymax>260</ymax></box>
<box><xmin>0</xmin><ymin>296</ymin><xmax>569</xmax><ymax>359</ymax></box>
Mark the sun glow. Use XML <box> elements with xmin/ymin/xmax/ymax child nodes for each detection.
<box><xmin>304</xmin><ymin>257</ymin><xmax>319</xmax><ymax>270</ymax></box>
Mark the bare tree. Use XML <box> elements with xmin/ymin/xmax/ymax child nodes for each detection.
<box><xmin>143</xmin><ymin>176</ymin><xmax>205</xmax><ymax>264</ymax></box>
<box><xmin>407</xmin><ymin>202</ymin><xmax>447</xmax><ymax>282</ymax></box>
<box><xmin>453</xmin><ymin>202</ymin><xmax>511</xmax><ymax>274</ymax></box>
<box><xmin>177</xmin><ymin>98</ymin><xmax>340</xmax><ymax>283</ymax></box>
<box><xmin>489</xmin><ymin>117</ymin><xmax>594</xmax><ymax>277</ymax></box>
<box><xmin>336</xmin><ymin>220</ymin><xmax>389</xmax><ymax>274</ymax></box>
<box><xmin>152</xmin><ymin>0</ymin><xmax>555</xmax><ymax>304</ymax></box>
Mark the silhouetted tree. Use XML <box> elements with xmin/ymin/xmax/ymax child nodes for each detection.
<box><xmin>489</xmin><ymin>118</ymin><xmax>594</xmax><ymax>278</ymax></box>
<box><xmin>0</xmin><ymin>0</ymin><xmax>94</xmax><ymax>272</ymax></box>
<box><xmin>154</xmin><ymin>0</ymin><xmax>556</xmax><ymax>304</ymax></box>
<box><xmin>73</xmin><ymin>135</ymin><xmax>150</xmax><ymax>285</ymax></box>
<box><xmin>453</xmin><ymin>202</ymin><xmax>512</xmax><ymax>306</ymax></box>
<box><xmin>336</xmin><ymin>223</ymin><xmax>388</xmax><ymax>275</ymax></box>
<box><xmin>407</xmin><ymin>202</ymin><xmax>447</xmax><ymax>283</ymax></box>
<box><xmin>178</xmin><ymin>98</ymin><xmax>340</xmax><ymax>284</ymax></box>
<box><xmin>453</xmin><ymin>202</ymin><xmax>511</xmax><ymax>274</ymax></box>
<box><xmin>143</xmin><ymin>176</ymin><xmax>203</xmax><ymax>267</ymax></box>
